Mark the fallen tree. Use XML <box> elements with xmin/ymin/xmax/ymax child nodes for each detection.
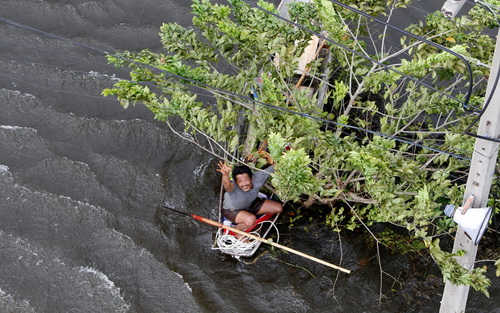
<box><xmin>103</xmin><ymin>0</ymin><xmax>499</xmax><ymax>296</ymax></box>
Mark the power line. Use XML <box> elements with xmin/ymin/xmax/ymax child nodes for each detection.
<box><xmin>0</xmin><ymin>72</ymin><xmax>117</xmax><ymax>101</ymax></box>
<box><xmin>240</xmin><ymin>0</ymin><xmax>475</xmax><ymax>110</ymax></box>
<box><xmin>0</xmin><ymin>17</ymin><xmax>108</xmax><ymax>56</ymax></box>
<box><xmin>0</xmin><ymin>59</ymin><xmax>219</xmax><ymax>105</ymax></box>
<box><xmin>463</xmin><ymin>0</ymin><xmax>500</xmax><ymax>143</ymax></box>
<box><xmin>405</xmin><ymin>1</ymin><xmax>498</xmax><ymax>40</ymax></box>
<box><xmin>0</xmin><ymin>15</ymin><xmax>473</xmax><ymax>160</ymax></box>
<box><xmin>0</xmin><ymin>55</ymin><xmax>117</xmax><ymax>79</ymax></box>
<box><xmin>243</xmin><ymin>0</ymin><xmax>500</xmax><ymax>145</ymax></box>
<box><xmin>1</xmin><ymin>56</ymin><xmax>472</xmax><ymax>162</ymax></box>
<box><xmin>0</xmin><ymin>38</ymin><xmax>113</xmax><ymax>70</ymax></box>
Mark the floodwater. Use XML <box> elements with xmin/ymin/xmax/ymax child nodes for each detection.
<box><xmin>0</xmin><ymin>0</ymin><xmax>498</xmax><ymax>312</ymax></box>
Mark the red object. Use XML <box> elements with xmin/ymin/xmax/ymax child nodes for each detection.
<box><xmin>225</xmin><ymin>214</ymin><xmax>274</xmax><ymax>236</ymax></box>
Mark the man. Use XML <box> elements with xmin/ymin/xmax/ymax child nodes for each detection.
<box><xmin>216</xmin><ymin>157</ymin><xmax>282</xmax><ymax>233</ymax></box>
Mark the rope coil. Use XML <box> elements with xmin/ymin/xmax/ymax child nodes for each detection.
<box><xmin>213</xmin><ymin>221</ymin><xmax>280</xmax><ymax>256</ymax></box>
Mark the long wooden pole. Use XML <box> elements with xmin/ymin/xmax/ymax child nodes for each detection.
<box><xmin>164</xmin><ymin>206</ymin><xmax>351</xmax><ymax>274</ymax></box>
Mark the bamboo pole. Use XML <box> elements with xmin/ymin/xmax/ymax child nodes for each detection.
<box><xmin>190</xmin><ymin>211</ymin><xmax>351</xmax><ymax>274</ymax></box>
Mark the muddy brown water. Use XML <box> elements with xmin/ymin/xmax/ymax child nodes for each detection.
<box><xmin>0</xmin><ymin>0</ymin><xmax>498</xmax><ymax>312</ymax></box>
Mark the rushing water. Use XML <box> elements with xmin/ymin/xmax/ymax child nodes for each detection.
<box><xmin>0</xmin><ymin>0</ymin><xmax>498</xmax><ymax>312</ymax></box>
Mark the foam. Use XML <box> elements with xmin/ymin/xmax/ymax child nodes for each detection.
<box><xmin>173</xmin><ymin>272</ymin><xmax>193</xmax><ymax>292</ymax></box>
<box><xmin>193</xmin><ymin>158</ymin><xmax>212</xmax><ymax>178</ymax></box>
<box><xmin>79</xmin><ymin>266</ymin><xmax>130</xmax><ymax>311</ymax></box>
<box><xmin>0</xmin><ymin>288</ymin><xmax>35</xmax><ymax>312</ymax></box>
<box><xmin>0</xmin><ymin>125</ymin><xmax>37</xmax><ymax>132</ymax></box>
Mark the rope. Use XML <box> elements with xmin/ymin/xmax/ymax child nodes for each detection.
<box><xmin>214</xmin><ymin>220</ymin><xmax>280</xmax><ymax>254</ymax></box>
<box><xmin>215</xmin><ymin>231</ymin><xmax>261</xmax><ymax>251</ymax></box>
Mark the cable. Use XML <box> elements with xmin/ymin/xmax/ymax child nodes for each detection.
<box><xmin>463</xmin><ymin>0</ymin><xmax>500</xmax><ymax>143</ymax></box>
<box><xmin>100</xmin><ymin>54</ymin><xmax>474</xmax><ymax>160</ymax></box>
<box><xmin>0</xmin><ymin>42</ymin><xmax>220</xmax><ymax>102</ymax></box>
<box><xmin>0</xmin><ymin>72</ymin><xmax>119</xmax><ymax>101</ymax></box>
<box><xmin>241</xmin><ymin>0</ymin><xmax>500</xmax><ymax>147</ymax></box>
<box><xmin>240</xmin><ymin>0</ymin><xmax>475</xmax><ymax>111</ymax></box>
<box><xmin>0</xmin><ymin>17</ymin><xmax>108</xmax><ymax>56</ymax></box>
<box><xmin>0</xmin><ymin>56</ymin><xmax>119</xmax><ymax>81</ymax></box>
<box><xmin>0</xmin><ymin>15</ymin><xmax>472</xmax><ymax>160</ymax></box>
<box><xmin>3</xmin><ymin>3</ymin><xmax>471</xmax><ymax>115</ymax></box>
<box><xmin>490</xmin><ymin>176</ymin><xmax>500</xmax><ymax>244</ymax></box>
<box><xmin>0</xmin><ymin>38</ymin><xmax>113</xmax><ymax>70</ymax></box>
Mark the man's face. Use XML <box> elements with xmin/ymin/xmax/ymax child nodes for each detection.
<box><xmin>235</xmin><ymin>173</ymin><xmax>253</xmax><ymax>192</ymax></box>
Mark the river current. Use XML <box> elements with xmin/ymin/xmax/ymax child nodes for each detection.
<box><xmin>0</xmin><ymin>0</ymin><xmax>498</xmax><ymax>312</ymax></box>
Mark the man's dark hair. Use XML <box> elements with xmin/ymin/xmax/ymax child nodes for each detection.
<box><xmin>232</xmin><ymin>165</ymin><xmax>252</xmax><ymax>180</ymax></box>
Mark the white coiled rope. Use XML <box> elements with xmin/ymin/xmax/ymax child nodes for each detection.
<box><xmin>214</xmin><ymin>221</ymin><xmax>280</xmax><ymax>253</ymax></box>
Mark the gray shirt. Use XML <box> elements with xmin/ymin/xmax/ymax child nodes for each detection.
<box><xmin>223</xmin><ymin>166</ymin><xmax>274</xmax><ymax>211</ymax></box>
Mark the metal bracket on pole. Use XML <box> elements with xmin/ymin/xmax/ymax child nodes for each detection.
<box><xmin>441</xmin><ymin>0</ymin><xmax>467</xmax><ymax>19</ymax></box>
<box><xmin>460</xmin><ymin>194</ymin><xmax>475</xmax><ymax>214</ymax></box>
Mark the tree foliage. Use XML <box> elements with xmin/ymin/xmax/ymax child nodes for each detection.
<box><xmin>103</xmin><ymin>0</ymin><xmax>500</xmax><ymax>294</ymax></box>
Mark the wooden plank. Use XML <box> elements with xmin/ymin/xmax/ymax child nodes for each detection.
<box><xmin>316</xmin><ymin>46</ymin><xmax>333</xmax><ymax>111</ymax></box>
<box><xmin>295</xmin><ymin>35</ymin><xmax>320</xmax><ymax>75</ymax></box>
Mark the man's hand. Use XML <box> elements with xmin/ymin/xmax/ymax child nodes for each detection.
<box><xmin>216</xmin><ymin>161</ymin><xmax>232</xmax><ymax>176</ymax></box>
<box><xmin>217</xmin><ymin>161</ymin><xmax>234</xmax><ymax>192</ymax></box>
<box><xmin>259</xmin><ymin>151</ymin><xmax>274</xmax><ymax>165</ymax></box>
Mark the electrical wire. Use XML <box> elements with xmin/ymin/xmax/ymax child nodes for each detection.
<box><xmin>463</xmin><ymin>0</ymin><xmax>500</xmax><ymax>143</ymax></box>
<box><xmin>2</xmin><ymin>58</ymin><xmax>471</xmax><ymax>163</ymax></box>
<box><xmin>3</xmin><ymin>5</ymin><xmax>473</xmax><ymax>115</ymax></box>
<box><xmin>240</xmin><ymin>0</ymin><xmax>475</xmax><ymax>110</ymax></box>
<box><xmin>405</xmin><ymin>2</ymin><xmax>497</xmax><ymax>70</ymax></box>
<box><xmin>0</xmin><ymin>15</ymin><xmax>473</xmax><ymax>160</ymax></box>
<box><xmin>0</xmin><ymin>72</ymin><xmax>118</xmax><ymax>101</ymax></box>
<box><xmin>0</xmin><ymin>17</ymin><xmax>108</xmax><ymax>56</ymax></box>
<box><xmin>490</xmin><ymin>176</ymin><xmax>500</xmax><ymax>244</ymax></box>
<box><xmin>242</xmin><ymin>0</ymin><xmax>500</xmax><ymax>145</ymax></box>
<box><xmin>0</xmin><ymin>38</ymin><xmax>113</xmax><ymax>70</ymax></box>
<box><xmin>0</xmin><ymin>52</ymin><xmax>219</xmax><ymax>105</ymax></box>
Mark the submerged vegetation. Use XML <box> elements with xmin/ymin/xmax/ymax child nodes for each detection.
<box><xmin>103</xmin><ymin>0</ymin><xmax>499</xmax><ymax>295</ymax></box>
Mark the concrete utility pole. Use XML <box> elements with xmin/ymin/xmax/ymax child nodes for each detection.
<box><xmin>439</xmin><ymin>28</ymin><xmax>500</xmax><ymax>313</ymax></box>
